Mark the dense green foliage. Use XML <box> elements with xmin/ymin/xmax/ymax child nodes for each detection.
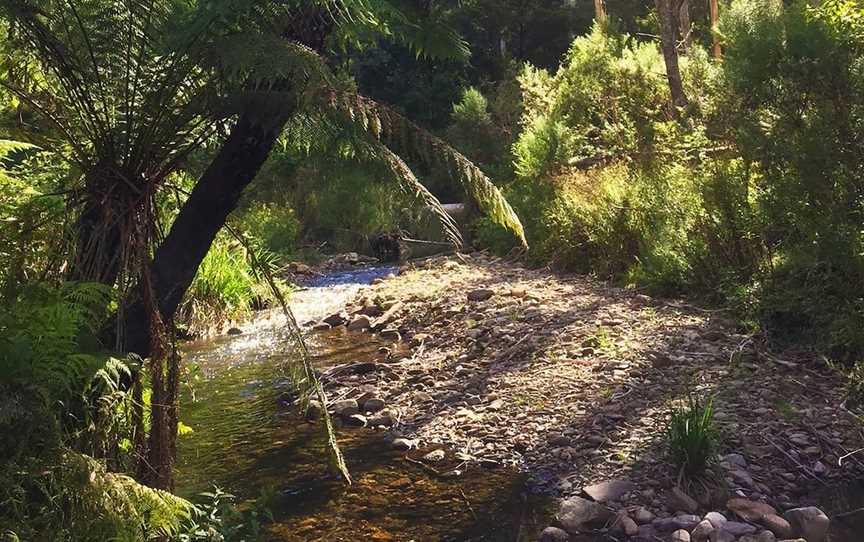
<box><xmin>469</xmin><ymin>2</ymin><xmax>864</xmax><ymax>368</ymax></box>
<box><xmin>5</xmin><ymin>0</ymin><xmax>864</xmax><ymax>539</ymax></box>
<box><xmin>0</xmin><ymin>283</ymin><xmax>194</xmax><ymax>541</ymax></box>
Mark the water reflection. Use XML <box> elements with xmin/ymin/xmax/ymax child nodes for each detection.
<box><xmin>174</xmin><ymin>267</ymin><xmax>555</xmax><ymax>541</ymax></box>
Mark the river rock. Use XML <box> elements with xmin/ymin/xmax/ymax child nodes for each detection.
<box><xmin>539</xmin><ymin>526</ymin><xmax>569</xmax><ymax>542</ymax></box>
<box><xmin>359</xmin><ymin>304</ymin><xmax>384</xmax><ymax>317</ymax></box>
<box><xmin>670</xmin><ymin>487</ymin><xmax>700</xmax><ymax>513</ymax></box>
<box><xmin>558</xmin><ymin>496</ymin><xmax>611</xmax><ymax>533</ymax></box>
<box><xmin>783</xmin><ymin>507</ymin><xmax>829</xmax><ymax>542</ymax></box>
<box><xmin>724</xmin><ymin>521</ymin><xmax>758</xmax><ymax>536</ymax></box>
<box><xmin>363</xmin><ymin>398</ymin><xmax>386</xmax><ymax>412</ymax></box>
<box><xmin>671</xmin><ymin>529</ymin><xmax>691</xmax><ymax>542</ymax></box>
<box><xmin>323</xmin><ymin>311</ymin><xmax>348</xmax><ymax>326</ymax></box>
<box><xmin>347</xmin><ymin>314</ymin><xmax>373</xmax><ymax>331</ymax></box>
<box><xmin>330</xmin><ymin>399</ymin><xmax>359</xmax><ymax>417</ymax></box>
<box><xmin>312</xmin><ymin>322</ymin><xmax>331</xmax><ymax>331</ymax></box>
<box><xmin>740</xmin><ymin>532</ymin><xmax>776</xmax><ymax>542</ymax></box>
<box><xmin>467</xmin><ymin>288</ymin><xmax>494</xmax><ymax>302</ymax></box>
<box><xmin>692</xmin><ymin>519</ymin><xmax>715</xmax><ymax>542</ymax></box>
<box><xmin>760</xmin><ymin>514</ymin><xmax>793</xmax><ymax>538</ymax></box>
<box><xmin>582</xmin><ymin>479</ymin><xmax>635</xmax><ymax>503</ymax></box>
<box><xmin>634</xmin><ymin>506</ymin><xmax>655</xmax><ymax>524</ymax></box>
<box><xmin>422</xmin><ymin>449</ymin><xmax>445</xmax><ymax>463</ymax></box>
<box><xmin>728</xmin><ymin>498</ymin><xmax>777</xmax><ymax>522</ymax></box>
<box><xmin>391</xmin><ymin>437</ymin><xmax>416</xmax><ymax>451</ymax></box>
<box><xmin>654</xmin><ymin>515</ymin><xmax>700</xmax><ymax>532</ymax></box>
<box><xmin>704</xmin><ymin>512</ymin><xmax>728</xmax><ymax>529</ymax></box>
<box><xmin>368</xmin><ymin>410</ymin><xmax>395</xmax><ymax>427</ymax></box>
<box><xmin>709</xmin><ymin>529</ymin><xmax>735</xmax><ymax>542</ymax></box>
<box><xmin>344</xmin><ymin>414</ymin><xmax>367</xmax><ymax>427</ymax></box>
<box><xmin>610</xmin><ymin>512</ymin><xmax>638</xmax><ymax>536</ymax></box>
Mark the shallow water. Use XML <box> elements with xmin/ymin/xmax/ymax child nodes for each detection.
<box><xmin>174</xmin><ymin>267</ymin><xmax>557</xmax><ymax>541</ymax></box>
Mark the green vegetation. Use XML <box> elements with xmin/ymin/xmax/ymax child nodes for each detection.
<box><xmin>471</xmin><ymin>2</ymin><xmax>864</xmax><ymax>370</ymax></box>
<box><xmin>4</xmin><ymin>0</ymin><xmax>864</xmax><ymax>538</ymax></box>
<box><xmin>667</xmin><ymin>395</ymin><xmax>719</xmax><ymax>479</ymax></box>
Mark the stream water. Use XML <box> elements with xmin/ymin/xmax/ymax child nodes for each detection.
<box><xmin>174</xmin><ymin>267</ymin><xmax>555</xmax><ymax>541</ymax></box>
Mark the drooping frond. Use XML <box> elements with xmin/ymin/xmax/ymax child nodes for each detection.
<box><xmin>315</xmin><ymin>91</ymin><xmax>529</xmax><ymax>248</ymax></box>
<box><xmin>223</xmin><ymin>222</ymin><xmax>351</xmax><ymax>483</ymax></box>
<box><xmin>286</xmin><ymin>112</ymin><xmax>464</xmax><ymax>246</ymax></box>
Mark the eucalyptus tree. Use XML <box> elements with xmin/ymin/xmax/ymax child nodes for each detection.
<box><xmin>0</xmin><ymin>0</ymin><xmax>526</xmax><ymax>489</ymax></box>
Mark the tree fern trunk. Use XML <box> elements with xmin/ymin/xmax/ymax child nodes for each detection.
<box><xmin>122</xmin><ymin>110</ymin><xmax>291</xmax><ymax>355</ymax></box>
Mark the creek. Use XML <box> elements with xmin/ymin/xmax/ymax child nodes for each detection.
<box><xmin>174</xmin><ymin>267</ymin><xmax>556</xmax><ymax>541</ymax></box>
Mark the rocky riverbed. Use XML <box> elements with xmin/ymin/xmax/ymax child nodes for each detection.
<box><xmin>308</xmin><ymin>252</ymin><xmax>864</xmax><ymax>541</ymax></box>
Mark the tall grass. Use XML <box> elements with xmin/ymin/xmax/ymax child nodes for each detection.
<box><xmin>178</xmin><ymin>238</ymin><xmax>274</xmax><ymax>336</ymax></box>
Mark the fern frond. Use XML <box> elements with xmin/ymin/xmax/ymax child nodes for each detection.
<box><xmin>315</xmin><ymin>91</ymin><xmax>528</xmax><ymax>248</ymax></box>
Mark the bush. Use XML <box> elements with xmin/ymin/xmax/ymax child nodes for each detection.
<box><xmin>237</xmin><ymin>203</ymin><xmax>300</xmax><ymax>257</ymax></box>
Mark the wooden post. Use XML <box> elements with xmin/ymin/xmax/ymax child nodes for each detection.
<box><xmin>710</xmin><ymin>0</ymin><xmax>721</xmax><ymax>59</ymax></box>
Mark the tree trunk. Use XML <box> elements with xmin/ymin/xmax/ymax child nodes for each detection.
<box><xmin>709</xmin><ymin>0</ymin><xmax>721</xmax><ymax>59</ymax></box>
<box><xmin>655</xmin><ymin>0</ymin><xmax>689</xmax><ymax>109</ymax></box>
<box><xmin>677</xmin><ymin>0</ymin><xmax>692</xmax><ymax>51</ymax></box>
<box><xmin>70</xmin><ymin>166</ymin><xmax>139</xmax><ymax>285</ymax></box>
<box><xmin>594</xmin><ymin>0</ymin><xmax>606</xmax><ymax>22</ymax></box>
<box><xmin>122</xmin><ymin>109</ymin><xmax>291</xmax><ymax>356</ymax></box>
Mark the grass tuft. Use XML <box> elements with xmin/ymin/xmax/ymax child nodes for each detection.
<box><xmin>667</xmin><ymin>395</ymin><xmax>718</xmax><ymax>480</ymax></box>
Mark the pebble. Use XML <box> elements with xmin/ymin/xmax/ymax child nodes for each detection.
<box><xmin>422</xmin><ymin>449</ymin><xmax>445</xmax><ymax>463</ymax></box>
<box><xmin>672</xmin><ymin>529</ymin><xmax>691</xmax><ymax>542</ymax></box>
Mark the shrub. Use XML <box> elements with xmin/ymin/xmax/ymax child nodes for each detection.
<box><xmin>238</xmin><ymin>203</ymin><xmax>300</xmax><ymax>257</ymax></box>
